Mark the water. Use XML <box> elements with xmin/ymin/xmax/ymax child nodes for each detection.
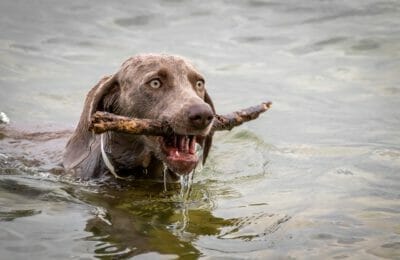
<box><xmin>1</xmin><ymin>0</ymin><xmax>400</xmax><ymax>259</ymax></box>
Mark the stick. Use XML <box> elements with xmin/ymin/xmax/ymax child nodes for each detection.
<box><xmin>90</xmin><ymin>101</ymin><xmax>272</xmax><ymax>135</ymax></box>
<box><xmin>212</xmin><ymin>102</ymin><xmax>271</xmax><ymax>131</ymax></box>
<box><xmin>90</xmin><ymin>113</ymin><xmax>174</xmax><ymax>136</ymax></box>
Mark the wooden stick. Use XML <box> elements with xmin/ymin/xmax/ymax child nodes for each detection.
<box><xmin>212</xmin><ymin>102</ymin><xmax>272</xmax><ymax>131</ymax></box>
<box><xmin>90</xmin><ymin>101</ymin><xmax>272</xmax><ymax>135</ymax></box>
<box><xmin>90</xmin><ymin>113</ymin><xmax>174</xmax><ymax>136</ymax></box>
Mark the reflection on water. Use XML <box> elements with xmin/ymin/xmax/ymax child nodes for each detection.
<box><xmin>1</xmin><ymin>0</ymin><xmax>400</xmax><ymax>259</ymax></box>
<box><xmin>76</xmin><ymin>181</ymin><xmax>230</xmax><ymax>258</ymax></box>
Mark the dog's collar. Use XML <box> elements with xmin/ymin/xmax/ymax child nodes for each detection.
<box><xmin>100</xmin><ymin>133</ymin><xmax>125</xmax><ymax>179</ymax></box>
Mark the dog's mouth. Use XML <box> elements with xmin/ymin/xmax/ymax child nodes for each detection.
<box><xmin>158</xmin><ymin>134</ymin><xmax>203</xmax><ymax>175</ymax></box>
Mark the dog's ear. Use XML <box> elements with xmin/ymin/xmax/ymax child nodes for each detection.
<box><xmin>63</xmin><ymin>75</ymin><xmax>118</xmax><ymax>170</ymax></box>
<box><xmin>202</xmin><ymin>90</ymin><xmax>215</xmax><ymax>164</ymax></box>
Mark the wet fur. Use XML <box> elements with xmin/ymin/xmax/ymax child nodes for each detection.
<box><xmin>63</xmin><ymin>54</ymin><xmax>215</xmax><ymax>181</ymax></box>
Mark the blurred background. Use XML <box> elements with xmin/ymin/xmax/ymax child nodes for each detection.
<box><xmin>0</xmin><ymin>0</ymin><xmax>399</xmax><ymax>259</ymax></box>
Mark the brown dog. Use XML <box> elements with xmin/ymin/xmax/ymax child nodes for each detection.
<box><xmin>63</xmin><ymin>54</ymin><xmax>215</xmax><ymax>181</ymax></box>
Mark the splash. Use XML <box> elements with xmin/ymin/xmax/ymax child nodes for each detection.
<box><xmin>175</xmin><ymin>204</ymin><xmax>190</xmax><ymax>238</ymax></box>
<box><xmin>163</xmin><ymin>163</ymin><xmax>168</xmax><ymax>192</ymax></box>
<box><xmin>0</xmin><ymin>112</ymin><xmax>10</xmax><ymax>124</ymax></box>
<box><xmin>179</xmin><ymin>170</ymin><xmax>194</xmax><ymax>201</ymax></box>
<box><xmin>173</xmin><ymin>144</ymin><xmax>205</xmax><ymax>239</ymax></box>
<box><xmin>179</xmin><ymin>143</ymin><xmax>204</xmax><ymax>200</ymax></box>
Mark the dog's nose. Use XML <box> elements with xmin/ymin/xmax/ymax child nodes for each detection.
<box><xmin>188</xmin><ymin>104</ymin><xmax>214</xmax><ymax>130</ymax></box>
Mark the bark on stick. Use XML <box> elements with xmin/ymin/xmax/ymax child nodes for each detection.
<box><xmin>90</xmin><ymin>101</ymin><xmax>272</xmax><ymax>135</ymax></box>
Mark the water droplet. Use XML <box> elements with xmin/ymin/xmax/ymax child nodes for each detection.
<box><xmin>163</xmin><ymin>163</ymin><xmax>168</xmax><ymax>192</ymax></box>
<box><xmin>179</xmin><ymin>170</ymin><xmax>194</xmax><ymax>201</ymax></box>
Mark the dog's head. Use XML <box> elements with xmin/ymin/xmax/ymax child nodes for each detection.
<box><xmin>64</xmin><ymin>54</ymin><xmax>215</xmax><ymax>176</ymax></box>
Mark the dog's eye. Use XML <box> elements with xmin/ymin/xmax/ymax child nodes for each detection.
<box><xmin>149</xmin><ymin>79</ymin><xmax>162</xmax><ymax>89</ymax></box>
<box><xmin>196</xmin><ymin>80</ymin><xmax>204</xmax><ymax>90</ymax></box>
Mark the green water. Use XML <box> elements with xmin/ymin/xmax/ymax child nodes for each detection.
<box><xmin>1</xmin><ymin>0</ymin><xmax>400</xmax><ymax>259</ymax></box>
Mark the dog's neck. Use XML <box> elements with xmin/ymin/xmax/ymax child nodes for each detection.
<box><xmin>99</xmin><ymin>133</ymin><xmax>181</xmax><ymax>182</ymax></box>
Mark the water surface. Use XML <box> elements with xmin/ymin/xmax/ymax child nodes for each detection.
<box><xmin>1</xmin><ymin>0</ymin><xmax>400</xmax><ymax>259</ymax></box>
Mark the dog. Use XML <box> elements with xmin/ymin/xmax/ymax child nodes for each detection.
<box><xmin>63</xmin><ymin>54</ymin><xmax>215</xmax><ymax>181</ymax></box>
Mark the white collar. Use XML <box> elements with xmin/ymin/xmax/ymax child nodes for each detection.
<box><xmin>100</xmin><ymin>133</ymin><xmax>125</xmax><ymax>179</ymax></box>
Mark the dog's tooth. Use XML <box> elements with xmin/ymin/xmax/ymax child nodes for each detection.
<box><xmin>189</xmin><ymin>136</ymin><xmax>196</xmax><ymax>154</ymax></box>
<box><xmin>184</xmin><ymin>136</ymin><xmax>188</xmax><ymax>152</ymax></box>
<box><xmin>188</xmin><ymin>136</ymin><xmax>191</xmax><ymax>154</ymax></box>
<box><xmin>179</xmin><ymin>135</ymin><xmax>185</xmax><ymax>151</ymax></box>
<box><xmin>181</xmin><ymin>136</ymin><xmax>185</xmax><ymax>152</ymax></box>
<box><xmin>183</xmin><ymin>136</ymin><xmax>187</xmax><ymax>153</ymax></box>
<box><xmin>188</xmin><ymin>136</ymin><xmax>192</xmax><ymax>153</ymax></box>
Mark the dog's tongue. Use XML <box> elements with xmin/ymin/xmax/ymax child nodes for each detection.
<box><xmin>165</xmin><ymin>135</ymin><xmax>198</xmax><ymax>175</ymax></box>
